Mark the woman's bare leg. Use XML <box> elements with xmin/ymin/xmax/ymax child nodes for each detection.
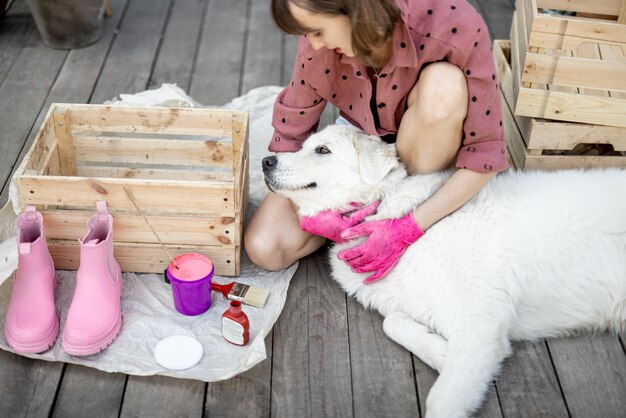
<box><xmin>396</xmin><ymin>62</ymin><xmax>468</xmax><ymax>175</ymax></box>
<box><xmin>244</xmin><ymin>191</ymin><xmax>326</xmax><ymax>271</ymax></box>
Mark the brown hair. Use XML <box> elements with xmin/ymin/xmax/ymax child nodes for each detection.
<box><xmin>271</xmin><ymin>0</ymin><xmax>401</xmax><ymax>65</ymax></box>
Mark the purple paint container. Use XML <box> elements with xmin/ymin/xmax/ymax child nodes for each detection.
<box><xmin>166</xmin><ymin>253</ymin><xmax>214</xmax><ymax>316</ymax></box>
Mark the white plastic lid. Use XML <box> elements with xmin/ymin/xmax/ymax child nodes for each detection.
<box><xmin>153</xmin><ymin>335</ymin><xmax>203</xmax><ymax>371</ymax></box>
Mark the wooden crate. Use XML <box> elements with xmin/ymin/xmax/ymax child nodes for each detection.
<box><xmin>495</xmin><ymin>39</ymin><xmax>626</xmax><ymax>169</ymax></box>
<box><xmin>512</xmin><ymin>0</ymin><xmax>626</xmax><ymax>128</ymax></box>
<box><xmin>14</xmin><ymin>103</ymin><xmax>249</xmax><ymax>276</ymax></box>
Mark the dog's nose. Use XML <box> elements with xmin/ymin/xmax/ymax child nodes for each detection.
<box><xmin>262</xmin><ymin>156</ymin><xmax>277</xmax><ymax>172</ymax></box>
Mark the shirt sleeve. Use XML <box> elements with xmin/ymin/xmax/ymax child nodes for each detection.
<box><xmin>452</xmin><ymin>22</ymin><xmax>509</xmax><ymax>173</ymax></box>
<box><xmin>269</xmin><ymin>37</ymin><xmax>327</xmax><ymax>153</ymax></box>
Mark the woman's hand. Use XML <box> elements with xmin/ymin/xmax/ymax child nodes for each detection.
<box><xmin>338</xmin><ymin>213</ymin><xmax>424</xmax><ymax>284</ymax></box>
<box><xmin>299</xmin><ymin>201</ymin><xmax>380</xmax><ymax>243</ymax></box>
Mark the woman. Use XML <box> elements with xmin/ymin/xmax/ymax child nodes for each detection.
<box><xmin>245</xmin><ymin>0</ymin><xmax>508</xmax><ymax>281</ymax></box>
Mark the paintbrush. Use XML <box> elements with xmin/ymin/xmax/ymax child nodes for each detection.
<box><xmin>212</xmin><ymin>281</ymin><xmax>269</xmax><ymax>308</ymax></box>
<box><xmin>123</xmin><ymin>186</ymin><xmax>179</xmax><ymax>270</ymax></box>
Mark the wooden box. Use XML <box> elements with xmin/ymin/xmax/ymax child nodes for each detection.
<box><xmin>512</xmin><ymin>0</ymin><xmax>626</xmax><ymax>128</ymax></box>
<box><xmin>495</xmin><ymin>39</ymin><xmax>626</xmax><ymax>169</ymax></box>
<box><xmin>14</xmin><ymin>103</ymin><xmax>249</xmax><ymax>276</ymax></box>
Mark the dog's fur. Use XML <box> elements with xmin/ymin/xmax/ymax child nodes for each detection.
<box><xmin>262</xmin><ymin>125</ymin><xmax>626</xmax><ymax>418</ymax></box>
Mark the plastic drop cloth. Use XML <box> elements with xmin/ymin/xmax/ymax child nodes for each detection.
<box><xmin>0</xmin><ymin>84</ymin><xmax>297</xmax><ymax>382</ymax></box>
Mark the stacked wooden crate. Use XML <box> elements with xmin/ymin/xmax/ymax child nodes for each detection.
<box><xmin>497</xmin><ymin>0</ymin><xmax>626</xmax><ymax>169</ymax></box>
<box><xmin>14</xmin><ymin>104</ymin><xmax>249</xmax><ymax>276</ymax></box>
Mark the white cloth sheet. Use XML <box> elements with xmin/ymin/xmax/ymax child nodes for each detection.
<box><xmin>0</xmin><ymin>84</ymin><xmax>294</xmax><ymax>382</ymax></box>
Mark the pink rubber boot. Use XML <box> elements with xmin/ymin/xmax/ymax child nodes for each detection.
<box><xmin>62</xmin><ymin>201</ymin><xmax>122</xmax><ymax>356</ymax></box>
<box><xmin>4</xmin><ymin>206</ymin><xmax>59</xmax><ymax>353</ymax></box>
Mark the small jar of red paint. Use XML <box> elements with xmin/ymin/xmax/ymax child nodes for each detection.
<box><xmin>221</xmin><ymin>301</ymin><xmax>249</xmax><ymax>346</ymax></box>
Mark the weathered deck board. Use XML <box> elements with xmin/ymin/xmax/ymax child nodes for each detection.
<box><xmin>496</xmin><ymin>341</ymin><xmax>569</xmax><ymax>418</ymax></box>
<box><xmin>0</xmin><ymin>0</ymin><xmax>33</xmax><ymax>87</ymax></box>
<box><xmin>0</xmin><ymin>27</ymin><xmax>66</xmax><ymax>198</ymax></box>
<box><xmin>414</xmin><ymin>356</ymin><xmax>504</xmax><ymax>418</ymax></box>
<box><xmin>189</xmin><ymin>0</ymin><xmax>248</xmax><ymax>105</ymax></box>
<box><xmin>120</xmin><ymin>375</ymin><xmax>205</xmax><ymax>418</ymax></box>
<box><xmin>240</xmin><ymin>0</ymin><xmax>282</xmax><ymax>94</ymax></box>
<box><xmin>307</xmin><ymin>252</ymin><xmax>353</xmax><ymax>417</ymax></box>
<box><xmin>548</xmin><ymin>333</ymin><xmax>626</xmax><ymax>418</ymax></box>
<box><xmin>148</xmin><ymin>0</ymin><xmax>205</xmax><ymax>90</ymax></box>
<box><xmin>203</xmin><ymin>1</ymin><xmax>274</xmax><ymax>415</ymax></box>
<box><xmin>347</xmin><ymin>299</ymin><xmax>420</xmax><ymax>417</ymax></box>
<box><xmin>0</xmin><ymin>349</ymin><xmax>64</xmax><ymax>417</ymax></box>
<box><xmin>89</xmin><ymin>0</ymin><xmax>170</xmax><ymax>105</ymax></box>
<box><xmin>477</xmin><ymin>0</ymin><xmax>515</xmax><ymax>40</ymax></box>
<box><xmin>205</xmin><ymin>332</ymin><xmax>272</xmax><ymax>417</ymax></box>
<box><xmin>51</xmin><ymin>366</ymin><xmax>126</xmax><ymax>418</ymax></box>
<box><xmin>271</xmin><ymin>256</ymin><xmax>314</xmax><ymax>417</ymax></box>
<box><xmin>273</xmin><ymin>253</ymin><xmax>355</xmax><ymax>417</ymax></box>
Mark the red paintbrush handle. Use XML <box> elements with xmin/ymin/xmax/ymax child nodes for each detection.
<box><xmin>212</xmin><ymin>282</ymin><xmax>234</xmax><ymax>297</ymax></box>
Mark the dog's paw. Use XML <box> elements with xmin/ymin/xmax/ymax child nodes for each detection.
<box><xmin>369</xmin><ymin>197</ymin><xmax>418</xmax><ymax>222</ymax></box>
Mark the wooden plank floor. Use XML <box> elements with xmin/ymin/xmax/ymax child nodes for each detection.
<box><xmin>1</xmin><ymin>1</ymin><xmax>625</xmax><ymax>417</ymax></box>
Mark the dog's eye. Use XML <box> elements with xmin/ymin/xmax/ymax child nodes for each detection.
<box><xmin>316</xmin><ymin>145</ymin><xmax>331</xmax><ymax>154</ymax></box>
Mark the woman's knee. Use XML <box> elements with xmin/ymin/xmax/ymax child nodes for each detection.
<box><xmin>244</xmin><ymin>230</ymin><xmax>290</xmax><ymax>271</ymax></box>
<box><xmin>408</xmin><ymin>62</ymin><xmax>468</xmax><ymax>124</ymax></box>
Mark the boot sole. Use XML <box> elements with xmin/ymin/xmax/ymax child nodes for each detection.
<box><xmin>62</xmin><ymin>311</ymin><xmax>122</xmax><ymax>356</ymax></box>
<box><xmin>5</xmin><ymin>318</ymin><xmax>59</xmax><ymax>354</ymax></box>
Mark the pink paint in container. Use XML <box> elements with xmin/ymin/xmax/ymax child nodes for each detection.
<box><xmin>166</xmin><ymin>253</ymin><xmax>214</xmax><ymax>316</ymax></box>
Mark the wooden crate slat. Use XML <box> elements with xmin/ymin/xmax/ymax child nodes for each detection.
<box><xmin>529</xmin><ymin>14</ymin><xmax>626</xmax><ymax>50</ymax></box>
<box><xmin>501</xmin><ymin>90</ymin><xmax>528</xmax><ymax>169</ymax></box>
<box><xmin>523</xmin><ymin>153</ymin><xmax>626</xmax><ymax>169</ymax></box>
<box><xmin>52</xmin><ymin>107</ymin><xmax>77</xmax><ymax>176</ymax></box>
<box><xmin>72</xmin><ymin>134</ymin><xmax>234</xmax><ymax>167</ymax></box>
<box><xmin>75</xmin><ymin>165</ymin><xmax>233</xmax><ymax>182</ymax></box>
<box><xmin>540</xmin><ymin>48</ymin><xmax>578</xmax><ymax>93</ymax></box>
<box><xmin>231</xmin><ymin>112</ymin><xmax>248</xmax><ymax>175</ymax></box>
<box><xmin>47</xmin><ymin>239</ymin><xmax>239</xmax><ymax>276</ymax></box>
<box><xmin>619</xmin><ymin>0</ymin><xmax>626</xmax><ymax>24</ymax></box>
<box><xmin>522</xmin><ymin>53</ymin><xmax>626</xmax><ymax>92</ymax></box>
<box><xmin>574</xmin><ymin>43</ymin><xmax>610</xmax><ymax>97</ymax></box>
<box><xmin>598</xmin><ymin>43</ymin><xmax>626</xmax><ymax>99</ymax></box>
<box><xmin>529</xmin><ymin>120</ymin><xmax>626</xmax><ymax>150</ymax></box>
<box><xmin>19</xmin><ymin>175</ymin><xmax>235</xmax><ymax>212</ymax></box>
<box><xmin>536</xmin><ymin>0</ymin><xmax>623</xmax><ymax>16</ymax></box>
<box><xmin>515</xmin><ymin>88</ymin><xmax>626</xmax><ymax>127</ymax></box>
<box><xmin>58</xmin><ymin>103</ymin><xmax>246</xmax><ymax>136</ymax></box>
<box><xmin>17</xmin><ymin>107</ymin><xmax>56</xmax><ymax>174</ymax></box>
<box><xmin>38</xmin><ymin>142</ymin><xmax>60</xmax><ymax>176</ymax></box>
<box><xmin>41</xmin><ymin>210</ymin><xmax>240</xmax><ymax>246</ymax></box>
<box><xmin>234</xmin><ymin>128</ymin><xmax>249</xmax><ymax>210</ymax></box>
<box><xmin>518</xmin><ymin>0</ymin><xmax>536</xmax><ymax>51</ymax></box>
<box><xmin>512</xmin><ymin>11</ymin><xmax>532</xmax><ymax>104</ymax></box>
<box><xmin>511</xmin><ymin>9</ymin><xmax>525</xmax><ymax>93</ymax></box>
<box><xmin>500</xmin><ymin>25</ymin><xmax>534</xmax><ymax>145</ymax></box>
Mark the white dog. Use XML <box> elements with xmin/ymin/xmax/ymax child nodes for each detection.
<box><xmin>262</xmin><ymin>125</ymin><xmax>626</xmax><ymax>418</ymax></box>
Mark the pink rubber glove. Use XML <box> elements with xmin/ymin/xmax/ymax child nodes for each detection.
<box><xmin>338</xmin><ymin>213</ymin><xmax>424</xmax><ymax>284</ymax></box>
<box><xmin>299</xmin><ymin>201</ymin><xmax>380</xmax><ymax>243</ymax></box>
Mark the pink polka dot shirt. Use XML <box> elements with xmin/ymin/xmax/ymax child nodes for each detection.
<box><xmin>270</xmin><ymin>0</ymin><xmax>509</xmax><ymax>173</ymax></box>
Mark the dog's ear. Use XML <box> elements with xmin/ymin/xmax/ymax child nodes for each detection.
<box><xmin>357</xmin><ymin>138</ymin><xmax>398</xmax><ymax>185</ymax></box>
